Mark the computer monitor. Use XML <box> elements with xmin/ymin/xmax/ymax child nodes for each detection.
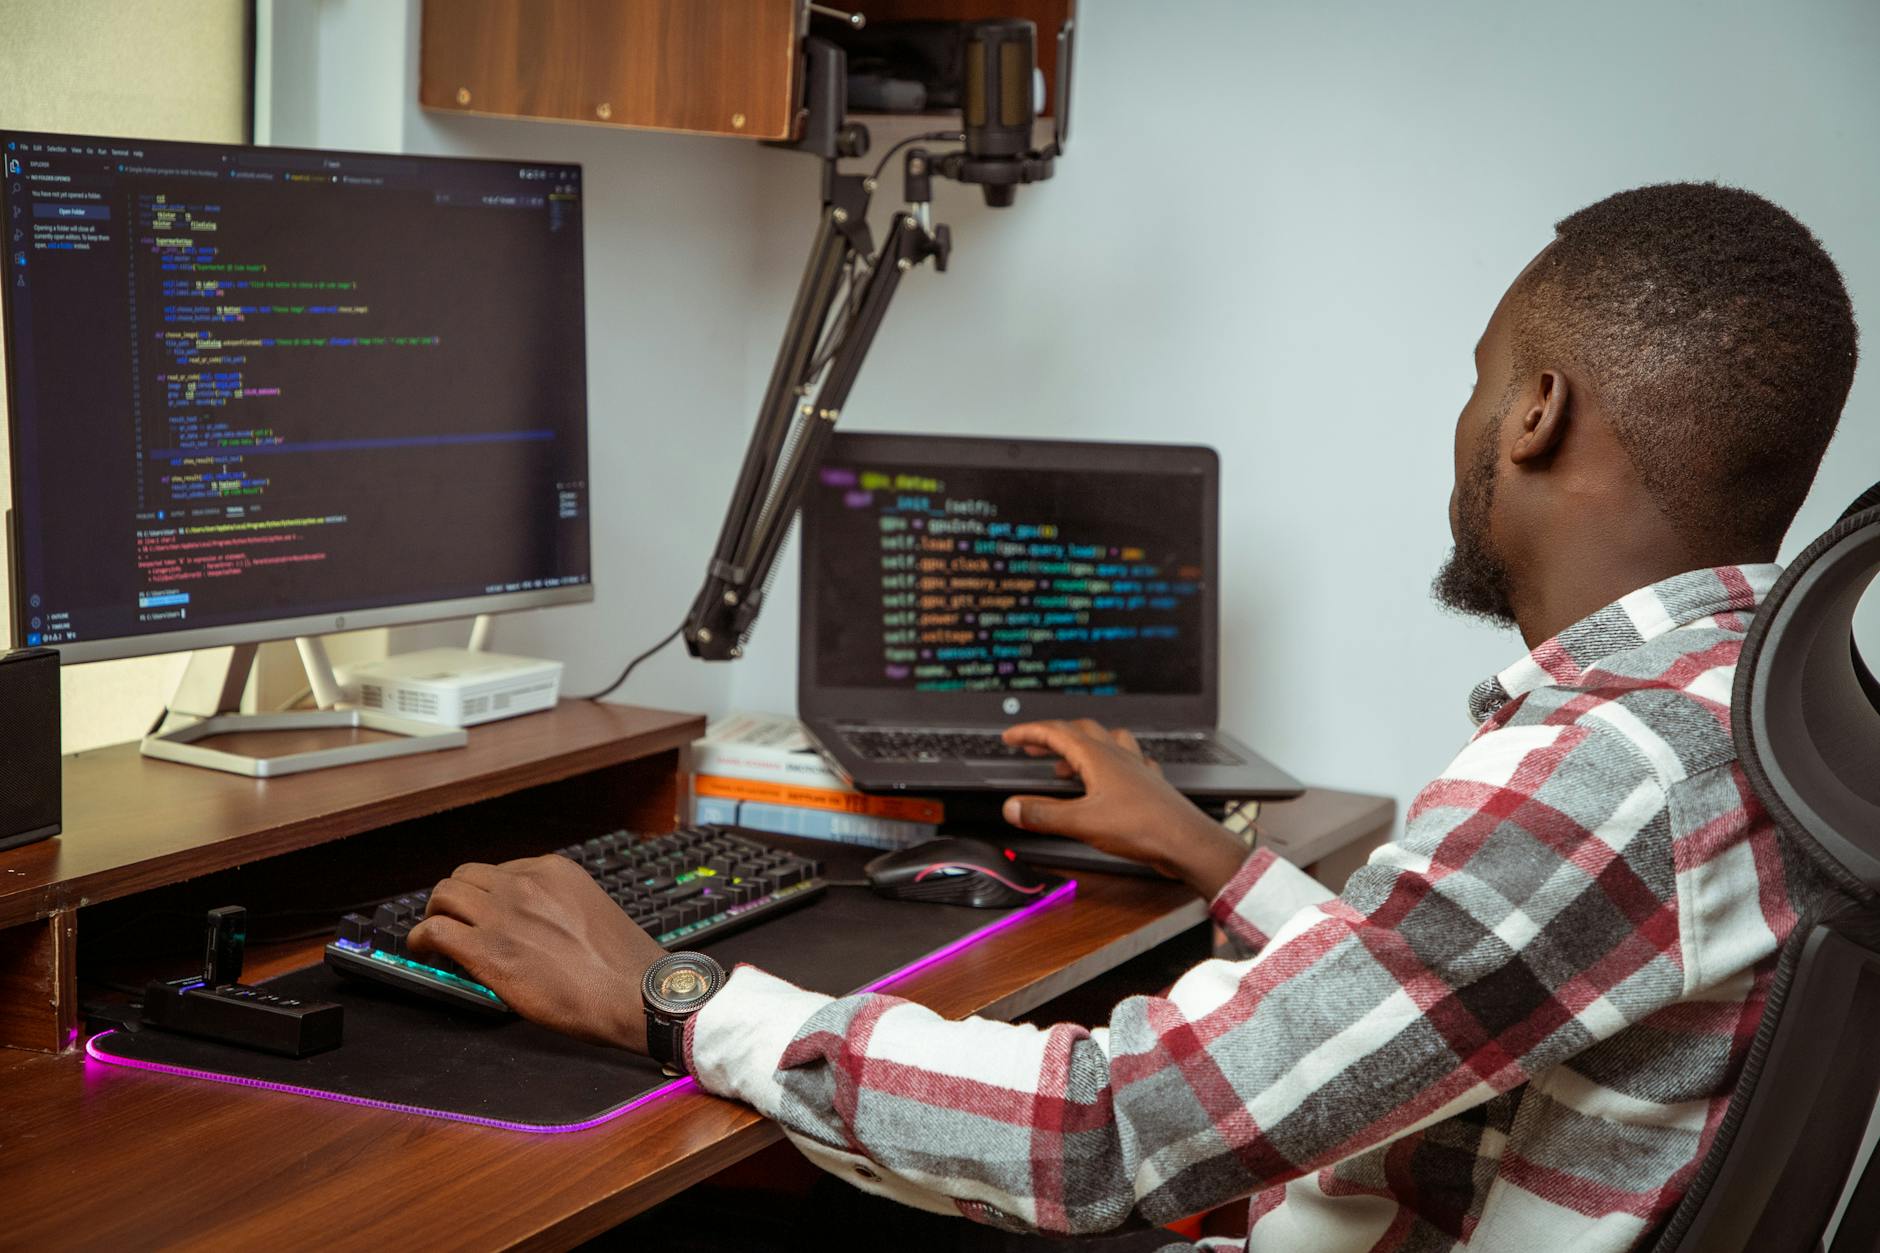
<box><xmin>1</xmin><ymin>130</ymin><xmax>592</xmax><ymax>668</ymax></box>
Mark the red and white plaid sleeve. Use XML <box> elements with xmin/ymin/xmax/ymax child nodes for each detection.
<box><xmin>687</xmin><ymin>714</ymin><xmax>1691</xmax><ymax>1237</ymax></box>
<box><xmin>1209</xmin><ymin>845</ymin><xmax>1336</xmax><ymax>951</ymax></box>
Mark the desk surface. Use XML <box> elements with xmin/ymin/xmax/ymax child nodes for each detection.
<box><xmin>1</xmin><ymin>867</ymin><xmax>1214</xmax><ymax>1251</ymax></box>
<box><xmin>0</xmin><ymin>715</ymin><xmax>1393</xmax><ymax>1251</ymax></box>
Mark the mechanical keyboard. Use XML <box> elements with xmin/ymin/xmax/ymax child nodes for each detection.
<box><xmin>841</xmin><ymin>727</ymin><xmax>1243</xmax><ymax>766</ymax></box>
<box><xmin>324</xmin><ymin>826</ymin><xmax>826</xmax><ymax>1013</ymax></box>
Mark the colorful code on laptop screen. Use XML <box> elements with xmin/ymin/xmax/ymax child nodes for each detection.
<box><xmin>806</xmin><ymin>457</ymin><xmax>1207</xmax><ymax>696</ymax></box>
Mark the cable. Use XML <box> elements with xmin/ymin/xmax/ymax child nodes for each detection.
<box><xmin>576</xmin><ymin>137</ymin><xmax>963</xmax><ymax>706</ymax></box>
<box><xmin>811</xmin><ymin>133</ymin><xmax>959</xmax><ymax>377</ymax></box>
<box><xmin>805</xmin><ymin>255</ymin><xmax>860</xmax><ymax>377</ymax></box>
<box><xmin>869</xmin><ymin>129</ymin><xmax>964</xmax><ymax>184</ymax></box>
<box><xmin>579</xmin><ymin>623</ymin><xmax>684</xmax><ymax>702</ymax></box>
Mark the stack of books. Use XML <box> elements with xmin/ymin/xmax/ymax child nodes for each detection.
<box><xmin>691</xmin><ymin>712</ymin><xmax>942</xmax><ymax>851</ymax></box>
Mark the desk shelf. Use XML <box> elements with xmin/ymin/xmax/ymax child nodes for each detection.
<box><xmin>0</xmin><ymin>701</ymin><xmax>704</xmax><ymax>1053</ymax></box>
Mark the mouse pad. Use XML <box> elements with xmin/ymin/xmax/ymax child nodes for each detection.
<box><xmin>87</xmin><ymin>838</ymin><xmax>1074</xmax><ymax>1132</ymax></box>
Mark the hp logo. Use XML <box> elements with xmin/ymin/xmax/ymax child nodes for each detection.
<box><xmin>1002</xmin><ymin>696</ymin><xmax>1021</xmax><ymax>716</ymax></box>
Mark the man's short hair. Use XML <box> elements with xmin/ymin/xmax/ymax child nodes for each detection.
<box><xmin>1513</xmin><ymin>182</ymin><xmax>1858</xmax><ymax>553</ymax></box>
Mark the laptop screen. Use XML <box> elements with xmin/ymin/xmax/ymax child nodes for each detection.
<box><xmin>801</xmin><ymin>435</ymin><xmax>1214</xmax><ymax>702</ymax></box>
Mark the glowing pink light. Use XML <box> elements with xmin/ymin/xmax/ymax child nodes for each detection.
<box><xmin>85</xmin><ymin>878</ymin><xmax>1077</xmax><ymax>1133</ymax></box>
<box><xmin>854</xmin><ymin>878</ymin><xmax>1075</xmax><ymax>992</ymax></box>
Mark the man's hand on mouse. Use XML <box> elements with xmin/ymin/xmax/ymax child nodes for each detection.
<box><xmin>1001</xmin><ymin>719</ymin><xmax>1250</xmax><ymax>900</ymax></box>
<box><xmin>408</xmin><ymin>854</ymin><xmax>662</xmax><ymax>1051</ymax></box>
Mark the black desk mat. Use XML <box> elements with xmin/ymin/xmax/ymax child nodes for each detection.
<box><xmin>87</xmin><ymin>850</ymin><xmax>1075</xmax><ymax>1132</ymax></box>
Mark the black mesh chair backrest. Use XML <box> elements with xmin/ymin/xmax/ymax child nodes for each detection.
<box><xmin>1654</xmin><ymin>484</ymin><xmax>1880</xmax><ymax>1253</ymax></box>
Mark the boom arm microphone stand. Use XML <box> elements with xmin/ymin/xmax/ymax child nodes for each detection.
<box><xmin>683</xmin><ymin>20</ymin><xmax>1070</xmax><ymax>661</ymax></box>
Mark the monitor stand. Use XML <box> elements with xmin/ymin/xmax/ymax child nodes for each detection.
<box><xmin>141</xmin><ymin>638</ymin><xmax>468</xmax><ymax>778</ymax></box>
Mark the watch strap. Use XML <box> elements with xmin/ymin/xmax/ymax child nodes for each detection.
<box><xmin>646</xmin><ymin>1009</ymin><xmax>688</xmax><ymax>1073</ymax></box>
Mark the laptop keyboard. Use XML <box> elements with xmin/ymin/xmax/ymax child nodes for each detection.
<box><xmin>843</xmin><ymin>728</ymin><xmax>1243</xmax><ymax>766</ymax></box>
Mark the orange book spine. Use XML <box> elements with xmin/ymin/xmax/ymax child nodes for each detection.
<box><xmin>692</xmin><ymin>774</ymin><xmax>944</xmax><ymax>824</ymax></box>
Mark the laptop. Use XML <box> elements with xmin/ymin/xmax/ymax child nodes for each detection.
<box><xmin>797</xmin><ymin>432</ymin><xmax>1303</xmax><ymax>800</ymax></box>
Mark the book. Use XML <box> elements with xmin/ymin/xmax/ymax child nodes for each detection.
<box><xmin>733</xmin><ymin>801</ymin><xmax>934</xmax><ymax>850</ymax></box>
<box><xmin>691</xmin><ymin>711</ymin><xmax>854</xmax><ymax>791</ymax></box>
<box><xmin>691</xmin><ymin>712</ymin><xmax>946</xmax><ymax>824</ymax></box>
<box><xmin>691</xmin><ymin>713</ymin><xmax>948</xmax><ymax>850</ymax></box>
<box><xmin>692</xmin><ymin>773</ymin><xmax>944</xmax><ymax>825</ymax></box>
<box><xmin>691</xmin><ymin>795</ymin><xmax>741</xmax><ymax>827</ymax></box>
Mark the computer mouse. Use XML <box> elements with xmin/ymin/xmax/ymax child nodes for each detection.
<box><xmin>865</xmin><ymin>837</ymin><xmax>1056</xmax><ymax>908</ymax></box>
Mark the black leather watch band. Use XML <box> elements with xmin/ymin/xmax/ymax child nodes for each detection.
<box><xmin>645</xmin><ymin>1009</ymin><xmax>689</xmax><ymax>1073</ymax></box>
<box><xmin>641</xmin><ymin>952</ymin><xmax>726</xmax><ymax>1075</ymax></box>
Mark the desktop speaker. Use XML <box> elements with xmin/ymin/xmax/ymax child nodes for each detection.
<box><xmin>0</xmin><ymin>647</ymin><xmax>61</xmax><ymax>853</ymax></box>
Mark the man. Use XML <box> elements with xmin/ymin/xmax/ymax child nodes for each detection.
<box><xmin>409</xmin><ymin>183</ymin><xmax>1860</xmax><ymax>1250</ymax></box>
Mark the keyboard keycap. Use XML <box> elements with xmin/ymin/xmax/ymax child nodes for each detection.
<box><xmin>372</xmin><ymin>921</ymin><xmax>411</xmax><ymax>956</ymax></box>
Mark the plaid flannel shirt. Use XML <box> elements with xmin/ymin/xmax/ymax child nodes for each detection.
<box><xmin>686</xmin><ymin>565</ymin><xmax>1826</xmax><ymax>1251</ymax></box>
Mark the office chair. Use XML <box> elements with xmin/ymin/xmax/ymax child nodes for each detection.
<box><xmin>1650</xmin><ymin>482</ymin><xmax>1880</xmax><ymax>1253</ymax></box>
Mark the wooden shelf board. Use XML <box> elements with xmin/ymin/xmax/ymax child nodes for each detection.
<box><xmin>0</xmin><ymin>702</ymin><xmax>704</xmax><ymax>930</ymax></box>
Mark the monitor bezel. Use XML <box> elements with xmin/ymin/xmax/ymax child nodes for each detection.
<box><xmin>1</xmin><ymin>128</ymin><xmax>595</xmax><ymax>664</ymax></box>
<box><xmin>797</xmin><ymin>431</ymin><xmax>1221</xmax><ymax>729</ymax></box>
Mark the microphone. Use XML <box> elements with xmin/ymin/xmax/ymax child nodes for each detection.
<box><xmin>950</xmin><ymin>19</ymin><xmax>1058</xmax><ymax>207</ymax></box>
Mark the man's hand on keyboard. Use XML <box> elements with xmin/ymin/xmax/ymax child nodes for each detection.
<box><xmin>1001</xmin><ymin>719</ymin><xmax>1249</xmax><ymax>900</ymax></box>
<box><xmin>409</xmin><ymin>853</ymin><xmax>663</xmax><ymax>1051</ymax></box>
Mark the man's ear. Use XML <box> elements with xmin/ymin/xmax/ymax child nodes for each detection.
<box><xmin>1509</xmin><ymin>369</ymin><xmax>1570</xmax><ymax>466</ymax></box>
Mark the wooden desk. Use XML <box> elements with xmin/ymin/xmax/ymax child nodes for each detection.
<box><xmin>0</xmin><ymin>705</ymin><xmax>1392</xmax><ymax>1250</ymax></box>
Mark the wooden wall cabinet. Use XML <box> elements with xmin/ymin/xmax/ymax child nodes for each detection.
<box><xmin>420</xmin><ymin>0</ymin><xmax>805</xmax><ymax>140</ymax></box>
<box><xmin>419</xmin><ymin>0</ymin><xmax>1074</xmax><ymax>141</ymax></box>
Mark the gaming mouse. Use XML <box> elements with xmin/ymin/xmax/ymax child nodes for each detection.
<box><xmin>865</xmin><ymin>837</ymin><xmax>1057</xmax><ymax>908</ymax></box>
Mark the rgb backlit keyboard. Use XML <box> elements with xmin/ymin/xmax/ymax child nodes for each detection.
<box><xmin>324</xmin><ymin>826</ymin><xmax>826</xmax><ymax>1013</ymax></box>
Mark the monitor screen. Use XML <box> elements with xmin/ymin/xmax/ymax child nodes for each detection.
<box><xmin>804</xmin><ymin>439</ymin><xmax>1210</xmax><ymax>698</ymax></box>
<box><xmin>2</xmin><ymin>131</ymin><xmax>591</xmax><ymax>661</ymax></box>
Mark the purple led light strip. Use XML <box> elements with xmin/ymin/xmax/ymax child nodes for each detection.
<box><xmin>853</xmin><ymin>878</ymin><xmax>1075</xmax><ymax>993</ymax></box>
<box><xmin>85</xmin><ymin>878</ymin><xmax>1077</xmax><ymax>1135</ymax></box>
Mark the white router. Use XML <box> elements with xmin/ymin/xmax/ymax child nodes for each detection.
<box><xmin>335</xmin><ymin>649</ymin><xmax>564</xmax><ymax>728</ymax></box>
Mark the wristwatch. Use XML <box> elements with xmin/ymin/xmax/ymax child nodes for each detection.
<box><xmin>642</xmin><ymin>952</ymin><xmax>727</xmax><ymax>1075</ymax></box>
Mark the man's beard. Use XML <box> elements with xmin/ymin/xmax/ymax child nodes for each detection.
<box><xmin>1432</xmin><ymin>421</ymin><xmax>1518</xmax><ymax>628</ymax></box>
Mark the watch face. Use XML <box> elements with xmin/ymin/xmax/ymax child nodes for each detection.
<box><xmin>643</xmin><ymin>952</ymin><xmax>727</xmax><ymax>1017</ymax></box>
<box><xmin>659</xmin><ymin>967</ymin><xmax>706</xmax><ymax>1003</ymax></box>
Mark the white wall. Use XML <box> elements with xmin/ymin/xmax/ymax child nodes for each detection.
<box><xmin>391</xmin><ymin>103</ymin><xmax>772</xmax><ymax>718</ymax></box>
<box><xmin>271</xmin><ymin>0</ymin><xmax>1880</xmax><ymax>811</ymax></box>
<box><xmin>0</xmin><ymin>0</ymin><xmax>251</xmax><ymax>752</ymax></box>
<box><xmin>254</xmin><ymin>0</ymin><xmax>780</xmax><ymax>719</ymax></box>
<box><xmin>723</xmin><ymin>0</ymin><xmax>1880</xmax><ymax>811</ymax></box>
